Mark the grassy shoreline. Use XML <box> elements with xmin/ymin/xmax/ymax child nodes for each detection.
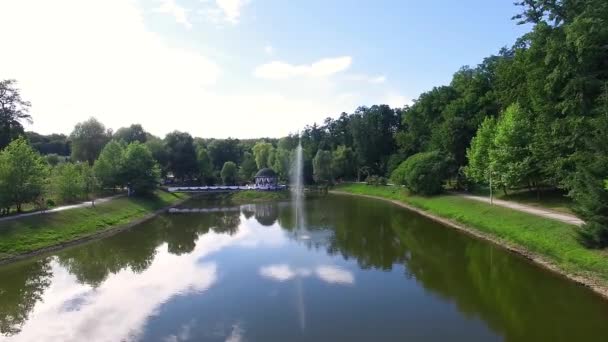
<box><xmin>0</xmin><ymin>190</ymin><xmax>189</xmax><ymax>263</ymax></box>
<box><xmin>333</xmin><ymin>184</ymin><xmax>608</xmax><ymax>298</ymax></box>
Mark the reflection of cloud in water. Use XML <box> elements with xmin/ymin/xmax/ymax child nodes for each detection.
<box><xmin>315</xmin><ymin>266</ymin><xmax>354</xmax><ymax>285</ymax></box>
<box><xmin>258</xmin><ymin>264</ymin><xmax>353</xmax><ymax>285</ymax></box>
<box><xmin>163</xmin><ymin>319</ymin><xmax>195</xmax><ymax>342</ymax></box>
<box><xmin>225</xmin><ymin>322</ymin><xmax>245</xmax><ymax>342</ymax></box>
<box><xmin>8</xmin><ymin>222</ymin><xmax>287</xmax><ymax>342</ymax></box>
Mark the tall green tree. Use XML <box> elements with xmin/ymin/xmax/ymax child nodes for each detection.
<box><xmin>0</xmin><ymin>137</ymin><xmax>47</xmax><ymax>212</ymax></box>
<box><xmin>271</xmin><ymin>148</ymin><xmax>291</xmax><ymax>181</ymax></box>
<box><xmin>69</xmin><ymin>118</ymin><xmax>111</xmax><ymax>164</ymax></box>
<box><xmin>208</xmin><ymin>138</ymin><xmax>242</xmax><ymax>170</ymax></box>
<box><xmin>313</xmin><ymin>150</ymin><xmax>333</xmax><ymax>184</ymax></box>
<box><xmin>0</xmin><ymin>79</ymin><xmax>32</xmax><ymax>150</ymax></box>
<box><xmin>239</xmin><ymin>152</ymin><xmax>258</xmax><ymax>182</ymax></box>
<box><xmin>93</xmin><ymin>140</ymin><xmax>125</xmax><ymax>190</ymax></box>
<box><xmin>252</xmin><ymin>142</ymin><xmax>274</xmax><ymax>169</ymax></box>
<box><xmin>122</xmin><ymin>142</ymin><xmax>160</xmax><ymax>195</ymax></box>
<box><xmin>331</xmin><ymin>145</ymin><xmax>356</xmax><ymax>180</ymax></box>
<box><xmin>465</xmin><ymin>117</ymin><xmax>496</xmax><ymax>184</ymax></box>
<box><xmin>113</xmin><ymin>124</ymin><xmax>148</xmax><ymax>144</ymax></box>
<box><xmin>221</xmin><ymin>161</ymin><xmax>237</xmax><ymax>185</ymax></box>
<box><xmin>196</xmin><ymin>147</ymin><xmax>214</xmax><ymax>184</ymax></box>
<box><xmin>50</xmin><ymin>163</ymin><xmax>86</xmax><ymax>203</ymax></box>
<box><xmin>164</xmin><ymin>131</ymin><xmax>198</xmax><ymax>180</ymax></box>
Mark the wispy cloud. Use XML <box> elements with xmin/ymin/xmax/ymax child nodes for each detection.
<box><xmin>254</xmin><ymin>56</ymin><xmax>352</xmax><ymax>80</ymax></box>
<box><xmin>154</xmin><ymin>0</ymin><xmax>192</xmax><ymax>29</ymax></box>
<box><xmin>346</xmin><ymin>74</ymin><xmax>386</xmax><ymax>84</ymax></box>
<box><xmin>264</xmin><ymin>44</ymin><xmax>274</xmax><ymax>55</ymax></box>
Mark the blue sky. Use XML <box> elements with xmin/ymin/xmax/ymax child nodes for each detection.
<box><xmin>0</xmin><ymin>0</ymin><xmax>529</xmax><ymax>138</ymax></box>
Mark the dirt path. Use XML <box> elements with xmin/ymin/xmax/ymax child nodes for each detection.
<box><xmin>0</xmin><ymin>195</ymin><xmax>124</xmax><ymax>223</ymax></box>
<box><xmin>457</xmin><ymin>194</ymin><xmax>584</xmax><ymax>226</ymax></box>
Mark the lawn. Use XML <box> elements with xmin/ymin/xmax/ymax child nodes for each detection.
<box><xmin>229</xmin><ymin>190</ymin><xmax>290</xmax><ymax>203</ymax></box>
<box><xmin>472</xmin><ymin>186</ymin><xmax>575</xmax><ymax>215</ymax></box>
<box><xmin>334</xmin><ymin>183</ymin><xmax>608</xmax><ymax>283</ymax></box>
<box><xmin>0</xmin><ymin>190</ymin><xmax>188</xmax><ymax>261</ymax></box>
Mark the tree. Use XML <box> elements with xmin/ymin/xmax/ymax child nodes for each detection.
<box><xmin>196</xmin><ymin>147</ymin><xmax>214</xmax><ymax>184</ymax></box>
<box><xmin>164</xmin><ymin>131</ymin><xmax>198</xmax><ymax>181</ymax></box>
<box><xmin>93</xmin><ymin>140</ymin><xmax>125</xmax><ymax>190</ymax></box>
<box><xmin>221</xmin><ymin>161</ymin><xmax>237</xmax><ymax>185</ymax></box>
<box><xmin>490</xmin><ymin>103</ymin><xmax>537</xmax><ymax>192</ymax></box>
<box><xmin>208</xmin><ymin>138</ymin><xmax>242</xmax><ymax>170</ymax></box>
<box><xmin>391</xmin><ymin>151</ymin><xmax>449</xmax><ymax>195</ymax></box>
<box><xmin>252</xmin><ymin>142</ymin><xmax>274</xmax><ymax>169</ymax></box>
<box><xmin>271</xmin><ymin>148</ymin><xmax>291</xmax><ymax>181</ymax></box>
<box><xmin>239</xmin><ymin>152</ymin><xmax>258</xmax><ymax>182</ymax></box>
<box><xmin>69</xmin><ymin>118</ymin><xmax>111</xmax><ymax>164</ymax></box>
<box><xmin>331</xmin><ymin>145</ymin><xmax>356</xmax><ymax>180</ymax></box>
<box><xmin>465</xmin><ymin>117</ymin><xmax>496</xmax><ymax>184</ymax></box>
<box><xmin>0</xmin><ymin>137</ymin><xmax>47</xmax><ymax>212</ymax></box>
<box><xmin>145</xmin><ymin>136</ymin><xmax>169</xmax><ymax>176</ymax></box>
<box><xmin>113</xmin><ymin>124</ymin><xmax>147</xmax><ymax>144</ymax></box>
<box><xmin>313</xmin><ymin>150</ymin><xmax>333</xmax><ymax>184</ymax></box>
<box><xmin>122</xmin><ymin>142</ymin><xmax>160</xmax><ymax>195</ymax></box>
<box><xmin>0</xmin><ymin>79</ymin><xmax>32</xmax><ymax>150</ymax></box>
<box><xmin>50</xmin><ymin>163</ymin><xmax>86</xmax><ymax>203</ymax></box>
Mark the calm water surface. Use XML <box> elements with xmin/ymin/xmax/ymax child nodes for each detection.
<box><xmin>1</xmin><ymin>195</ymin><xmax>608</xmax><ymax>341</ymax></box>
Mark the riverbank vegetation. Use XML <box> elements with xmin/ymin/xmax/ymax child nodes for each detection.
<box><xmin>1</xmin><ymin>2</ymin><xmax>606</xmax><ymax>246</ymax></box>
<box><xmin>0</xmin><ymin>190</ymin><xmax>187</xmax><ymax>261</ymax></box>
<box><xmin>334</xmin><ymin>183</ymin><xmax>608</xmax><ymax>285</ymax></box>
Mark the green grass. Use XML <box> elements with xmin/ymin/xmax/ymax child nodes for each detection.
<box><xmin>229</xmin><ymin>190</ymin><xmax>290</xmax><ymax>203</ymax></box>
<box><xmin>0</xmin><ymin>190</ymin><xmax>188</xmax><ymax>260</ymax></box>
<box><xmin>334</xmin><ymin>183</ymin><xmax>608</xmax><ymax>282</ymax></box>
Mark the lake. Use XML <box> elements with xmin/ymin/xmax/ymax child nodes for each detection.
<box><xmin>1</xmin><ymin>194</ymin><xmax>608</xmax><ymax>341</ymax></box>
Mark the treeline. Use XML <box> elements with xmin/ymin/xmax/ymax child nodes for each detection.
<box><xmin>0</xmin><ymin>1</ymin><xmax>606</xmax><ymax>244</ymax></box>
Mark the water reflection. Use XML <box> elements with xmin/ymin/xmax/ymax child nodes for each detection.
<box><xmin>0</xmin><ymin>196</ymin><xmax>608</xmax><ymax>341</ymax></box>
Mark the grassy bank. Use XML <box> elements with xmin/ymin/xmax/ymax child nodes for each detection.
<box><xmin>334</xmin><ymin>183</ymin><xmax>608</xmax><ymax>285</ymax></box>
<box><xmin>229</xmin><ymin>190</ymin><xmax>290</xmax><ymax>203</ymax></box>
<box><xmin>0</xmin><ymin>190</ymin><xmax>188</xmax><ymax>261</ymax></box>
<box><xmin>472</xmin><ymin>186</ymin><xmax>575</xmax><ymax>214</ymax></box>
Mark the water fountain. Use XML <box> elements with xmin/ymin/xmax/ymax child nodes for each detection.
<box><xmin>291</xmin><ymin>138</ymin><xmax>305</xmax><ymax>232</ymax></box>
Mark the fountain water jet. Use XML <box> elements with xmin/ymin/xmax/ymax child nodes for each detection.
<box><xmin>291</xmin><ymin>138</ymin><xmax>305</xmax><ymax>232</ymax></box>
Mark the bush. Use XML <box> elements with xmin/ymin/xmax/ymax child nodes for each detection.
<box><xmin>390</xmin><ymin>151</ymin><xmax>448</xmax><ymax>195</ymax></box>
<box><xmin>365</xmin><ymin>175</ymin><xmax>387</xmax><ymax>186</ymax></box>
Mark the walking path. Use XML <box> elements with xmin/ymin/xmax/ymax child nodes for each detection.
<box><xmin>458</xmin><ymin>194</ymin><xmax>584</xmax><ymax>226</ymax></box>
<box><xmin>0</xmin><ymin>195</ymin><xmax>124</xmax><ymax>223</ymax></box>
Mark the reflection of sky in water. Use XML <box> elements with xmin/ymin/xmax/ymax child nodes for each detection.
<box><xmin>2</xmin><ymin>216</ymin><xmax>290</xmax><ymax>342</ymax></box>
<box><xmin>259</xmin><ymin>264</ymin><xmax>354</xmax><ymax>285</ymax></box>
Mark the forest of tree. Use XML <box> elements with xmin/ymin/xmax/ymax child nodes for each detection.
<box><xmin>0</xmin><ymin>1</ymin><xmax>606</xmax><ymax>245</ymax></box>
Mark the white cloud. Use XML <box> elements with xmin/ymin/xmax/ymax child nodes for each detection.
<box><xmin>154</xmin><ymin>0</ymin><xmax>192</xmax><ymax>28</ymax></box>
<box><xmin>346</xmin><ymin>74</ymin><xmax>386</xmax><ymax>84</ymax></box>
<box><xmin>384</xmin><ymin>93</ymin><xmax>412</xmax><ymax>108</ymax></box>
<box><xmin>254</xmin><ymin>57</ymin><xmax>352</xmax><ymax>80</ymax></box>
<box><xmin>214</xmin><ymin>0</ymin><xmax>249</xmax><ymax>24</ymax></box>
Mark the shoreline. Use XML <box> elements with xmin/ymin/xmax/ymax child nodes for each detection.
<box><xmin>331</xmin><ymin>190</ymin><xmax>608</xmax><ymax>301</ymax></box>
<box><xmin>0</xmin><ymin>195</ymin><xmax>193</xmax><ymax>266</ymax></box>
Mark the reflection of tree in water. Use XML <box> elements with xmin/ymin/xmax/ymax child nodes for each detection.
<box><xmin>0</xmin><ymin>258</ymin><xmax>52</xmax><ymax>336</ymax></box>
<box><xmin>308</xmin><ymin>195</ymin><xmax>608</xmax><ymax>341</ymax></box>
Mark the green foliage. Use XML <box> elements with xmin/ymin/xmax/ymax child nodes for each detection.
<box><xmin>196</xmin><ymin>147</ymin><xmax>214</xmax><ymax>184</ymax></box>
<box><xmin>93</xmin><ymin>140</ymin><xmax>125</xmax><ymax>190</ymax></box>
<box><xmin>252</xmin><ymin>142</ymin><xmax>274</xmax><ymax>169</ymax></box>
<box><xmin>26</xmin><ymin>132</ymin><xmax>70</xmax><ymax>156</ymax></box>
<box><xmin>391</xmin><ymin>151</ymin><xmax>448</xmax><ymax>195</ymax></box>
<box><xmin>164</xmin><ymin>131</ymin><xmax>198</xmax><ymax>180</ymax></box>
<box><xmin>0</xmin><ymin>79</ymin><xmax>31</xmax><ymax>150</ymax></box>
<box><xmin>331</xmin><ymin>145</ymin><xmax>356</xmax><ymax>180</ymax></box>
<box><xmin>45</xmin><ymin>153</ymin><xmax>60</xmax><ymax>166</ymax></box>
<box><xmin>238</xmin><ymin>152</ymin><xmax>258</xmax><ymax>182</ymax></box>
<box><xmin>69</xmin><ymin>117</ymin><xmax>111</xmax><ymax>164</ymax></box>
<box><xmin>208</xmin><ymin>138</ymin><xmax>242</xmax><ymax>170</ymax></box>
<box><xmin>122</xmin><ymin>142</ymin><xmax>160</xmax><ymax>195</ymax></box>
<box><xmin>271</xmin><ymin>148</ymin><xmax>291</xmax><ymax>181</ymax></box>
<box><xmin>365</xmin><ymin>175</ymin><xmax>387</xmax><ymax>186</ymax></box>
<box><xmin>465</xmin><ymin>117</ymin><xmax>496</xmax><ymax>183</ymax></box>
<box><xmin>0</xmin><ymin>137</ymin><xmax>48</xmax><ymax>212</ymax></box>
<box><xmin>312</xmin><ymin>149</ymin><xmax>333</xmax><ymax>184</ymax></box>
<box><xmin>220</xmin><ymin>161</ymin><xmax>238</xmax><ymax>185</ymax></box>
<box><xmin>50</xmin><ymin>163</ymin><xmax>87</xmax><ymax>203</ymax></box>
<box><xmin>113</xmin><ymin>124</ymin><xmax>147</xmax><ymax>144</ymax></box>
<box><xmin>145</xmin><ymin>136</ymin><xmax>169</xmax><ymax>176</ymax></box>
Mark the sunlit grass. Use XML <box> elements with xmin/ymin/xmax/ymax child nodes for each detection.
<box><xmin>0</xmin><ymin>190</ymin><xmax>187</xmax><ymax>260</ymax></box>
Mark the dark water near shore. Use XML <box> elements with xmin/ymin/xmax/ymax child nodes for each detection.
<box><xmin>1</xmin><ymin>194</ymin><xmax>608</xmax><ymax>341</ymax></box>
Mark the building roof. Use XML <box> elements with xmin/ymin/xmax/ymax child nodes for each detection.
<box><xmin>255</xmin><ymin>168</ymin><xmax>277</xmax><ymax>178</ymax></box>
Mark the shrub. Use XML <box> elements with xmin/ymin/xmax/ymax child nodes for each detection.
<box><xmin>365</xmin><ymin>175</ymin><xmax>387</xmax><ymax>186</ymax></box>
<box><xmin>390</xmin><ymin>151</ymin><xmax>448</xmax><ymax>195</ymax></box>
